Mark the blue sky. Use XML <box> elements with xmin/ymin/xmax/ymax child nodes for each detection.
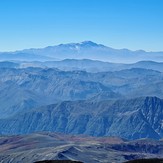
<box><xmin>0</xmin><ymin>0</ymin><xmax>163</xmax><ymax>51</ymax></box>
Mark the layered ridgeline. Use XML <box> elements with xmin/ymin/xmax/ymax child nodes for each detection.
<box><xmin>0</xmin><ymin>61</ymin><xmax>163</xmax><ymax>140</ymax></box>
<box><xmin>0</xmin><ymin>67</ymin><xmax>163</xmax><ymax>118</ymax></box>
<box><xmin>0</xmin><ymin>41</ymin><xmax>163</xmax><ymax>62</ymax></box>
<box><xmin>1</xmin><ymin>60</ymin><xmax>163</xmax><ymax>72</ymax></box>
<box><xmin>0</xmin><ymin>45</ymin><xmax>163</xmax><ymax>141</ymax></box>
<box><xmin>0</xmin><ymin>96</ymin><xmax>163</xmax><ymax>140</ymax></box>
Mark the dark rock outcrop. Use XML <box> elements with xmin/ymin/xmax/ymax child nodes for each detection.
<box><xmin>125</xmin><ymin>158</ymin><xmax>163</xmax><ymax>163</ymax></box>
<box><xmin>35</xmin><ymin>160</ymin><xmax>83</xmax><ymax>163</ymax></box>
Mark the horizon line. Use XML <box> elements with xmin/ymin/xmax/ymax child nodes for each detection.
<box><xmin>0</xmin><ymin>40</ymin><xmax>163</xmax><ymax>53</ymax></box>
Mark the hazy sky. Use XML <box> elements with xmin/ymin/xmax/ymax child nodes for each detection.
<box><xmin>0</xmin><ymin>0</ymin><xmax>163</xmax><ymax>51</ymax></box>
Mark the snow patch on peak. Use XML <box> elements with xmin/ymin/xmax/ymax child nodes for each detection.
<box><xmin>79</xmin><ymin>41</ymin><xmax>99</xmax><ymax>46</ymax></box>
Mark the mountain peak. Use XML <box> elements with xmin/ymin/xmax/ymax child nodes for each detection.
<box><xmin>80</xmin><ymin>41</ymin><xmax>98</xmax><ymax>45</ymax></box>
<box><xmin>79</xmin><ymin>41</ymin><xmax>104</xmax><ymax>47</ymax></box>
<box><xmin>56</xmin><ymin>41</ymin><xmax>105</xmax><ymax>50</ymax></box>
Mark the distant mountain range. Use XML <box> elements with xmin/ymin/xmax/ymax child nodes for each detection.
<box><xmin>1</xmin><ymin>59</ymin><xmax>163</xmax><ymax>72</ymax></box>
<box><xmin>0</xmin><ymin>41</ymin><xmax>163</xmax><ymax>62</ymax></box>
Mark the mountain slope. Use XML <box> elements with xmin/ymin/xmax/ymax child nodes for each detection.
<box><xmin>0</xmin><ymin>68</ymin><xmax>117</xmax><ymax>118</ymax></box>
<box><xmin>0</xmin><ymin>67</ymin><xmax>162</xmax><ymax>118</ymax></box>
<box><xmin>0</xmin><ymin>97</ymin><xmax>163</xmax><ymax>140</ymax></box>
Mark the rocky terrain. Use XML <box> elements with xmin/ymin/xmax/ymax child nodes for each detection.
<box><xmin>125</xmin><ymin>159</ymin><xmax>163</xmax><ymax>163</ymax></box>
<box><xmin>35</xmin><ymin>161</ymin><xmax>83</xmax><ymax>163</ymax></box>
<box><xmin>0</xmin><ymin>66</ymin><xmax>163</xmax><ymax>118</ymax></box>
<box><xmin>0</xmin><ymin>96</ymin><xmax>163</xmax><ymax>140</ymax></box>
<box><xmin>0</xmin><ymin>133</ymin><xmax>163</xmax><ymax>163</ymax></box>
